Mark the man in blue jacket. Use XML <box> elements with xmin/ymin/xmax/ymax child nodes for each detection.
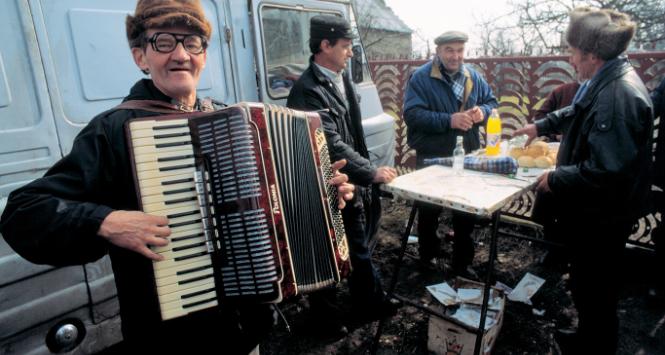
<box><xmin>403</xmin><ymin>31</ymin><xmax>498</xmax><ymax>274</ymax></box>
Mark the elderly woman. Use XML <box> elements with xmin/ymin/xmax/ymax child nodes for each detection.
<box><xmin>0</xmin><ymin>1</ymin><xmax>353</xmax><ymax>354</ymax></box>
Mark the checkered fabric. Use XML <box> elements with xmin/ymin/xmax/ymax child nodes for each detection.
<box><xmin>450</xmin><ymin>71</ymin><xmax>466</xmax><ymax>103</ymax></box>
<box><xmin>423</xmin><ymin>155</ymin><xmax>519</xmax><ymax>175</ymax></box>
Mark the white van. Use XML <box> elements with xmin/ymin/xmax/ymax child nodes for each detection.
<box><xmin>0</xmin><ymin>0</ymin><xmax>395</xmax><ymax>353</ymax></box>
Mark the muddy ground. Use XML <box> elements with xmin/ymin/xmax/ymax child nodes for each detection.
<box><xmin>261</xmin><ymin>198</ymin><xmax>665</xmax><ymax>355</ymax></box>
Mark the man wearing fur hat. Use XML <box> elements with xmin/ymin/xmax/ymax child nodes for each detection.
<box><xmin>403</xmin><ymin>31</ymin><xmax>498</xmax><ymax>275</ymax></box>
<box><xmin>0</xmin><ymin>1</ymin><xmax>354</xmax><ymax>354</ymax></box>
<box><xmin>515</xmin><ymin>7</ymin><xmax>653</xmax><ymax>353</ymax></box>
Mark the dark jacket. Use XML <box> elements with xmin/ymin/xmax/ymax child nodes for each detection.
<box><xmin>403</xmin><ymin>58</ymin><xmax>498</xmax><ymax>157</ymax></box>
<box><xmin>286</xmin><ymin>58</ymin><xmax>376</xmax><ymax>187</ymax></box>
<box><xmin>0</xmin><ymin>79</ymin><xmax>272</xmax><ymax>353</ymax></box>
<box><xmin>651</xmin><ymin>78</ymin><xmax>665</xmax><ymax>190</ymax></box>
<box><xmin>535</xmin><ymin>58</ymin><xmax>653</xmax><ymax>222</ymax></box>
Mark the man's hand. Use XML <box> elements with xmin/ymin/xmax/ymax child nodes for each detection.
<box><xmin>330</xmin><ymin>159</ymin><xmax>355</xmax><ymax>209</ymax></box>
<box><xmin>465</xmin><ymin>106</ymin><xmax>484</xmax><ymax>123</ymax></box>
<box><xmin>536</xmin><ymin>171</ymin><xmax>551</xmax><ymax>193</ymax></box>
<box><xmin>98</xmin><ymin>210</ymin><xmax>170</xmax><ymax>261</ymax></box>
<box><xmin>451</xmin><ymin>112</ymin><xmax>474</xmax><ymax>131</ymax></box>
<box><xmin>513</xmin><ymin>124</ymin><xmax>538</xmax><ymax>146</ymax></box>
<box><xmin>373</xmin><ymin>166</ymin><xmax>397</xmax><ymax>184</ymax></box>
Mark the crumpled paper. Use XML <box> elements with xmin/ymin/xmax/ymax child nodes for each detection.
<box><xmin>507</xmin><ymin>272</ymin><xmax>545</xmax><ymax>305</ymax></box>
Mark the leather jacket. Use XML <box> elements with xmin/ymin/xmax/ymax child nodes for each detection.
<box><xmin>535</xmin><ymin>58</ymin><xmax>653</xmax><ymax>222</ymax></box>
<box><xmin>286</xmin><ymin>57</ymin><xmax>376</xmax><ymax>187</ymax></box>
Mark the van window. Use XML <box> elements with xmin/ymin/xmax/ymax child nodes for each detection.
<box><xmin>260</xmin><ymin>7</ymin><xmax>338</xmax><ymax>99</ymax></box>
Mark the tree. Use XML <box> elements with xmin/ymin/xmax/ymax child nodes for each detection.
<box><xmin>352</xmin><ymin>0</ymin><xmax>414</xmax><ymax>60</ymax></box>
<box><xmin>474</xmin><ymin>0</ymin><xmax>665</xmax><ymax>57</ymax></box>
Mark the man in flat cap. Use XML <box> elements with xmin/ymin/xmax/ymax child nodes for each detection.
<box><xmin>515</xmin><ymin>7</ymin><xmax>652</xmax><ymax>353</ymax></box>
<box><xmin>403</xmin><ymin>30</ymin><xmax>498</xmax><ymax>275</ymax></box>
<box><xmin>287</xmin><ymin>14</ymin><xmax>399</xmax><ymax>334</ymax></box>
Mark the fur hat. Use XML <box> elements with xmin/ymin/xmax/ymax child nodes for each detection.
<box><xmin>126</xmin><ymin>0</ymin><xmax>212</xmax><ymax>48</ymax></box>
<box><xmin>565</xmin><ymin>7</ymin><xmax>635</xmax><ymax>60</ymax></box>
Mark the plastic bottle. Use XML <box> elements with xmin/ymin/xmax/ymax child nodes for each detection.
<box><xmin>453</xmin><ymin>136</ymin><xmax>465</xmax><ymax>172</ymax></box>
<box><xmin>486</xmin><ymin>108</ymin><xmax>502</xmax><ymax>156</ymax></box>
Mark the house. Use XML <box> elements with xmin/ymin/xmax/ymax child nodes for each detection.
<box><xmin>354</xmin><ymin>0</ymin><xmax>413</xmax><ymax>60</ymax></box>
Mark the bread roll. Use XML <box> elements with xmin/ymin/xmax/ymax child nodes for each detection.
<box><xmin>526</xmin><ymin>143</ymin><xmax>548</xmax><ymax>157</ymax></box>
<box><xmin>509</xmin><ymin>147</ymin><xmax>526</xmax><ymax>159</ymax></box>
<box><xmin>518</xmin><ymin>155</ymin><xmax>535</xmax><ymax>168</ymax></box>
<box><xmin>547</xmin><ymin>151</ymin><xmax>557</xmax><ymax>162</ymax></box>
<box><xmin>534</xmin><ymin>156</ymin><xmax>554</xmax><ymax>168</ymax></box>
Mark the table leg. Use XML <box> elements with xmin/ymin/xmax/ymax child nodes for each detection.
<box><xmin>473</xmin><ymin>211</ymin><xmax>500</xmax><ymax>355</ymax></box>
<box><xmin>371</xmin><ymin>205</ymin><xmax>418</xmax><ymax>354</ymax></box>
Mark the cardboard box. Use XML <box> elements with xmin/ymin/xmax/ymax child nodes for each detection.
<box><xmin>427</xmin><ymin>278</ymin><xmax>505</xmax><ymax>355</ymax></box>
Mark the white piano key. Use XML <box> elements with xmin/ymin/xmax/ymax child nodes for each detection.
<box><xmin>142</xmin><ymin>189</ymin><xmax>198</xmax><ymax>206</ymax></box>
<box><xmin>154</xmin><ymin>257</ymin><xmax>212</xmax><ymax>281</ymax></box>
<box><xmin>157</xmin><ymin>273</ymin><xmax>215</xmax><ymax>296</ymax></box>
<box><xmin>155</xmin><ymin>265</ymin><xmax>214</xmax><ymax>288</ymax></box>
<box><xmin>140</xmin><ymin>180</ymin><xmax>198</xmax><ymax>199</ymax></box>
<box><xmin>136</xmin><ymin>156</ymin><xmax>196</xmax><ymax>173</ymax></box>
<box><xmin>133</xmin><ymin>134</ymin><xmax>192</xmax><ymax>148</ymax></box>
<box><xmin>138</xmin><ymin>172</ymin><xmax>194</xmax><ymax>189</ymax></box>
<box><xmin>142</xmin><ymin>192</ymin><xmax>200</xmax><ymax>213</ymax></box>
<box><xmin>158</xmin><ymin>282</ymin><xmax>216</xmax><ymax>307</ymax></box>
<box><xmin>161</xmin><ymin>298</ymin><xmax>218</xmax><ymax>321</ymax></box>
<box><xmin>129</xmin><ymin>119</ymin><xmax>189</xmax><ymax>132</ymax></box>
<box><xmin>153</xmin><ymin>253</ymin><xmax>211</xmax><ymax>273</ymax></box>
<box><xmin>133</xmin><ymin>146</ymin><xmax>194</xmax><ymax>164</ymax></box>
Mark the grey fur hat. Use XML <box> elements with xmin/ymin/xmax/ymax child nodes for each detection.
<box><xmin>565</xmin><ymin>7</ymin><xmax>636</xmax><ymax>60</ymax></box>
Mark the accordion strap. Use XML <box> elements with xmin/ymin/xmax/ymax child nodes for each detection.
<box><xmin>115</xmin><ymin>98</ymin><xmax>217</xmax><ymax>114</ymax></box>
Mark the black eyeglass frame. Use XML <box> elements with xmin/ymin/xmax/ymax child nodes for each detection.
<box><xmin>145</xmin><ymin>32</ymin><xmax>208</xmax><ymax>54</ymax></box>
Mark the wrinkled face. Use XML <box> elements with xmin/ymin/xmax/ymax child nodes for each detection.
<box><xmin>321</xmin><ymin>38</ymin><xmax>354</xmax><ymax>73</ymax></box>
<box><xmin>569</xmin><ymin>47</ymin><xmax>595</xmax><ymax>81</ymax></box>
<box><xmin>436</xmin><ymin>42</ymin><xmax>465</xmax><ymax>73</ymax></box>
<box><xmin>132</xmin><ymin>26</ymin><xmax>207</xmax><ymax>105</ymax></box>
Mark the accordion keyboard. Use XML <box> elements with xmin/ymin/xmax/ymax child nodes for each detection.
<box><xmin>129</xmin><ymin>119</ymin><xmax>218</xmax><ymax>320</ymax></box>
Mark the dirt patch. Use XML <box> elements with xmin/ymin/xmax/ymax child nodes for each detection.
<box><xmin>261</xmin><ymin>198</ymin><xmax>665</xmax><ymax>354</ymax></box>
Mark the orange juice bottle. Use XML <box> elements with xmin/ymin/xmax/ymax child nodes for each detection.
<box><xmin>486</xmin><ymin>108</ymin><xmax>502</xmax><ymax>156</ymax></box>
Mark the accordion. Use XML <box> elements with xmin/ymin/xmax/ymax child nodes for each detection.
<box><xmin>126</xmin><ymin>102</ymin><xmax>350</xmax><ymax>321</ymax></box>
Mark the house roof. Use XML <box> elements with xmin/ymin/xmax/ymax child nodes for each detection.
<box><xmin>354</xmin><ymin>0</ymin><xmax>412</xmax><ymax>34</ymax></box>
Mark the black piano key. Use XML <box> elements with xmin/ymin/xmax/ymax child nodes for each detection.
<box><xmin>171</xmin><ymin>232</ymin><xmax>204</xmax><ymax>243</ymax></box>
<box><xmin>169</xmin><ymin>218</ymin><xmax>202</xmax><ymax>229</ymax></box>
<box><xmin>180</xmin><ymin>287</ymin><xmax>216</xmax><ymax>299</ymax></box>
<box><xmin>166</xmin><ymin>210</ymin><xmax>199</xmax><ymax>219</ymax></box>
<box><xmin>152</xmin><ymin>123</ymin><xmax>188</xmax><ymax>131</ymax></box>
<box><xmin>178</xmin><ymin>273</ymin><xmax>214</xmax><ymax>285</ymax></box>
<box><xmin>162</xmin><ymin>177</ymin><xmax>195</xmax><ymax>185</ymax></box>
<box><xmin>176</xmin><ymin>263</ymin><xmax>213</xmax><ymax>276</ymax></box>
<box><xmin>165</xmin><ymin>196</ymin><xmax>197</xmax><ymax>205</ymax></box>
<box><xmin>172</xmin><ymin>241</ymin><xmax>206</xmax><ymax>252</ymax></box>
<box><xmin>182</xmin><ymin>297</ymin><xmax>217</xmax><ymax>309</ymax></box>
<box><xmin>163</xmin><ymin>187</ymin><xmax>196</xmax><ymax>195</ymax></box>
<box><xmin>158</xmin><ymin>154</ymin><xmax>194</xmax><ymax>162</ymax></box>
<box><xmin>160</xmin><ymin>163</ymin><xmax>196</xmax><ymax>172</ymax></box>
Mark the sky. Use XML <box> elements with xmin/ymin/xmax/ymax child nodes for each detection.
<box><xmin>382</xmin><ymin>0</ymin><xmax>513</xmax><ymax>57</ymax></box>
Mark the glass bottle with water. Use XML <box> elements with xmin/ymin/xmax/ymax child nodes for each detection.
<box><xmin>453</xmin><ymin>136</ymin><xmax>465</xmax><ymax>172</ymax></box>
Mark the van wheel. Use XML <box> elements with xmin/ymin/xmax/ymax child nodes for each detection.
<box><xmin>45</xmin><ymin>318</ymin><xmax>86</xmax><ymax>353</ymax></box>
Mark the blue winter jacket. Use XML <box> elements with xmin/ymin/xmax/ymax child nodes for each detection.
<box><xmin>403</xmin><ymin>58</ymin><xmax>498</xmax><ymax>157</ymax></box>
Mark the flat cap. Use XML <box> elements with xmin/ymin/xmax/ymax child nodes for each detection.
<box><xmin>310</xmin><ymin>15</ymin><xmax>356</xmax><ymax>41</ymax></box>
<box><xmin>434</xmin><ymin>31</ymin><xmax>468</xmax><ymax>45</ymax></box>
